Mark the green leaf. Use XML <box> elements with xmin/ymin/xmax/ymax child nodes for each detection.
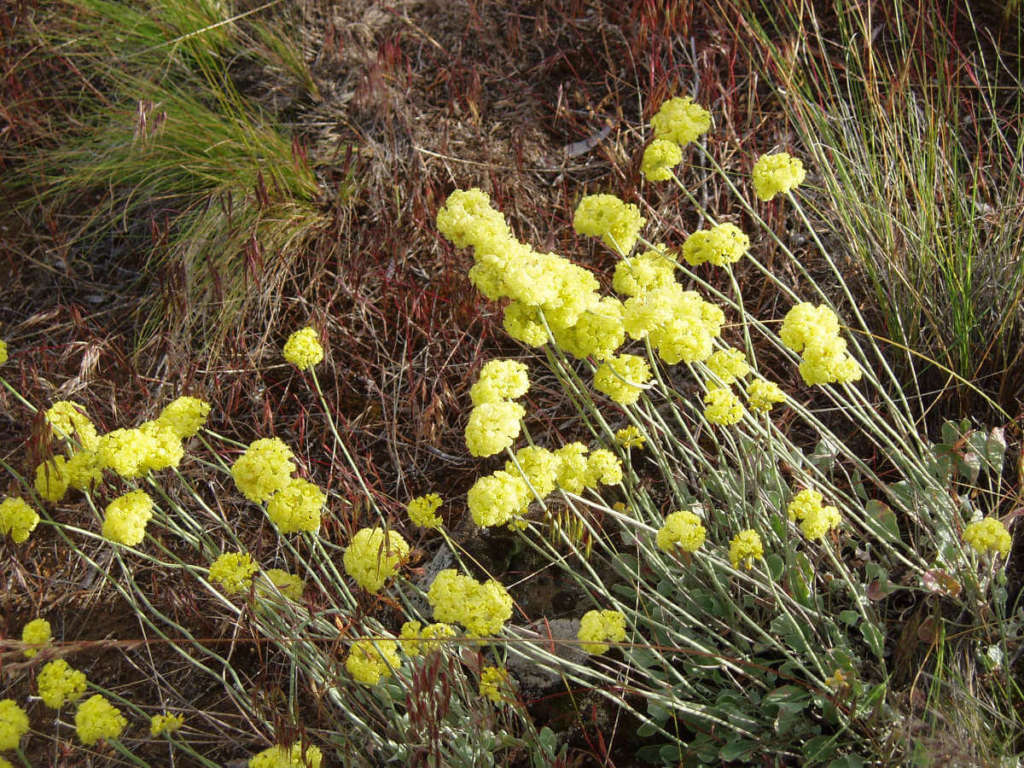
<box><xmin>718</xmin><ymin>737</ymin><xmax>758</xmax><ymax>762</ymax></box>
<box><xmin>984</xmin><ymin>427</ymin><xmax>1007</xmax><ymax>475</ymax></box>
<box><xmin>860</xmin><ymin>621</ymin><xmax>885</xmax><ymax>659</ymax></box>
<box><xmin>802</xmin><ymin>735</ymin><xmax>838</xmax><ymax>762</ymax></box>
<box><xmin>839</xmin><ymin>610</ymin><xmax>860</xmax><ymax>626</ymax></box>
<box><xmin>766</xmin><ymin>553</ymin><xmax>785</xmax><ymax>581</ymax></box>
<box><xmin>864</xmin><ymin>500</ymin><xmax>900</xmax><ymax>544</ymax></box>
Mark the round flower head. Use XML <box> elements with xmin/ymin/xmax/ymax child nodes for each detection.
<box><xmin>703</xmin><ymin>388</ymin><xmax>744</xmax><ymax>426</ymax></box>
<box><xmin>156</xmin><ymin>396</ymin><xmax>211</xmax><ymax>439</ymax></box>
<box><xmin>594</xmin><ymin>354</ymin><xmax>652</xmax><ymax>405</ymax></box>
<box><xmin>407</xmin><ymin>493</ymin><xmax>443</xmax><ymax>529</ymax></box>
<box><xmin>729</xmin><ymin>529</ymin><xmax>764</xmax><ymax>570</ymax></box>
<box><xmin>0</xmin><ymin>339</ymin><xmax>7</xmax><ymax>365</ymax></box>
<box><xmin>746</xmin><ymin>379</ymin><xmax>786</xmax><ymax>412</ymax></box>
<box><xmin>436</xmin><ymin>187</ymin><xmax>513</xmax><ymax>254</ymax></box>
<box><xmin>503</xmin><ymin>301</ymin><xmax>549</xmax><ymax>347</ymax></box>
<box><xmin>102</xmin><ymin>490</ymin><xmax>154</xmax><ymax>546</ymax></box>
<box><xmin>505</xmin><ymin>445</ymin><xmax>559</xmax><ymax>499</ymax></box>
<box><xmin>0</xmin><ymin>699</ymin><xmax>29</xmax><ymax>750</ymax></box>
<box><xmin>399</xmin><ymin>620</ymin><xmax>457</xmax><ymax>656</ymax></box>
<box><xmin>612</xmin><ymin>247</ymin><xmax>677</xmax><ymax>297</ymax></box>
<box><xmin>66</xmin><ymin>450</ymin><xmax>103</xmax><ymax>491</ymax></box>
<box><xmin>641</xmin><ymin>138</ymin><xmax>683</xmax><ymax>182</ymax></box>
<box><xmin>343</xmin><ymin>527</ymin><xmax>409</xmax><ymax>593</ymax></box>
<box><xmin>37</xmin><ymin>659</ymin><xmax>87</xmax><ymax>709</ymax></box>
<box><xmin>752</xmin><ymin>152</ymin><xmax>806</xmax><ymax>201</ymax></box>
<box><xmin>554</xmin><ymin>442</ymin><xmax>589</xmax><ymax>494</ymax></box>
<box><xmin>138</xmin><ymin>420</ymin><xmax>185</xmax><ymax>473</ymax></box>
<box><xmin>250</xmin><ymin>744</ymin><xmax>324</xmax><ymax>768</ymax></box>
<box><xmin>585</xmin><ymin>449</ymin><xmax>623</xmax><ymax>487</ymax></box>
<box><xmin>210</xmin><ymin>551</ymin><xmax>259</xmax><ymax>595</ymax></box>
<box><xmin>467</xmin><ymin>471</ymin><xmax>530</xmax><ymax>528</ymax></box>
<box><xmin>656</xmin><ymin>510</ymin><xmax>706</xmax><ymax>554</ymax></box>
<box><xmin>551</xmin><ymin>295</ymin><xmax>625</xmax><ymax>360</ymax></box>
<box><xmin>97</xmin><ymin>427</ymin><xmax>159</xmax><ymax>479</ymax></box>
<box><xmin>257</xmin><ymin>568</ymin><xmax>305</xmax><ymax>601</ymax></box>
<box><xmin>266</xmin><ymin>477</ymin><xmax>324</xmax><ymax>534</ymax></box>
<box><xmin>427</xmin><ymin>569</ymin><xmax>513</xmax><ymax>637</ymax></box>
<box><xmin>283</xmin><ymin>327</ymin><xmax>324</xmax><ymax>371</ymax></box>
<box><xmin>577</xmin><ymin>609</ymin><xmax>627</xmax><ymax>655</ymax></box>
<box><xmin>963</xmin><ymin>518</ymin><xmax>1012</xmax><ymax>557</ymax></box>
<box><xmin>465</xmin><ymin>400</ymin><xmax>525</xmax><ymax>457</ymax></box>
<box><xmin>21</xmin><ymin>617</ymin><xmax>51</xmax><ymax>657</ymax></box>
<box><xmin>231</xmin><ymin>438</ymin><xmax>296</xmax><ymax>503</ymax></box>
<box><xmin>706</xmin><ymin>348</ymin><xmax>750</xmax><ymax>385</ymax></box>
<box><xmin>35</xmin><ymin>456</ymin><xmax>70</xmax><ymax>503</ymax></box>
<box><xmin>346</xmin><ymin>638</ymin><xmax>401</xmax><ymax>686</ymax></box>
<box><xmin>480</xmin><ymin>666</ymin><xmax>511</xmax><ymax>704</ymax></box>
<box><xmin>779</xmin><ymin>303</ymin><xmax>841</xmax><ymax>353</ymax></box>
<box><xmin>0</xmin><ymin>496</ymin><xmax>40</xmax><ymax>544</ymax></box>
<box><xmin>470</xmin><ymin>359</ymin><xmax>530</xmax><ymax>405</ymax></box>
<box><xmin>682</xmin><ymin>223</ymin><xmax>750</xmax><ymax>267</ymax></box>
<box><xmin>75</xmin><ymin>694</ymin><xmax>127</xmax><ymax>746</ymax></box>
<box><xmin>615</xmin><ymin>425</ymin><xmax>645</xmax><ymax>449</ymax></box>
<box><xmin>650</xmin><ymin>96</ymin><xmax>712</xmax><ymax>146</ymax></box>
<box><xmin>150</xmin><ymin>712</ymin><xmax>184</xmax><ymax>736</ymax></box>
<box><xmin>573</xmin><ymin>194</ymin><xmax>646</xmax><ymax>256</ymax></box>
<box><xmin>45</xmin><ymin>401</ymin><xmax>99</xmax><ymax>451</ymax></box>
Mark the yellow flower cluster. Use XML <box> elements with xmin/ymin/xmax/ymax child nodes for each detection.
<box><xmin>682</xmin><ymin>223</ymin><xmax>750</xmax><ymax>267</ymax></box>
<box><xmin>342</xmin><ymin>527</ymin><xmax>409</xmax><ymax>593</ymax></box>
<box><xmin>35</xmin><ymin>456</ymin><xmax>69</xmax><ymax>502</ymax></box>
<box><xmin>37</xmin><ymin>659</ymin><xmax>87</xmax><ymax>709</ymax></box>
<box><xmin>156</xmin><ymin>396</ymin><xmax>211</xmax><ymax>439</ymax></box>
<box><xmin>45</xmin><ymin>401</ymin><xmax>100</xmax><ymax>452</ymax></box>
<box><xmin>621</xmin><ymin>283</ymin><xmax>724</xmax><ymax>365</ymax></box>
<box><xmin>0</xmin><ymin>497</ymin><xmax>39</xmax><ymax>544</ymax></box>
<box><xmin>266</xmin><ymin>477</ymin><xmax>324</xmax><ymax>534</ymax></box>
<box><xmin>467</xmin><ymin>470</ymin><xmax>530</xmax><ymax>528</ymax></box>
<box><xmin>209</xmin><ymin>551</ymin><xmax>259</xmax><ymax>595</ymax></box>
<box><xmin>399</xmin><ymin>620</ymin><xmax>457</xmax><ymax>656</ymax></box>
<box><xmin>283</xmin><ymin>327</ymin><xmax>324</xmax><ymax>371</ymax></box>
<box><xmin>612</xmin><ymin>246</ymin><xmax>677</xmax><ymax>297</ymax></box>
<box><xmin>345</xmin><ymin>638</ymin><xmax>401</xmax><ymax>686</ymax></box>
<box><xmin>21</xmin><ymin>618</ymin><xmax>51</xmax><ymax>657</ymax></box>
<box><xmin>706</xmin><ymin>348</ymin><xmax>750</xmax><ymax>385</ymax></box>
<box><xmin>963</xmin><ymin>518</ymin><xmax>1012</xmax><ymax>557</ymax></box>
<box><xmin>594</xmin><ymin>354</ymin><xmax>652</xmax><ymax>405</ymax></box>
<box><xmin>573</xmin><ymin>194</ymin><xmax>647</xmax><ymax>256</ymax></box>
<box><xmin>640</xmin><ymin>138</ymin><xmax>683</xmax><ymax>182</ymax></box>
<box><xmin>0</xmin><ymin>699</ymin><xmax>29</xmax><ymax>750</ymax></box>
<box><xmin>465</xmin><ymin>401</ymin><xmax>526</xmax><ymax>458</ymax></box>
<box><xmin>427</xmin><ymin>569</ymin><xmax>513</xmax><ymax>637</ymax></box>
<box><xmin>102</xmin><ymin>490</ymin><xmax>154</xmax><ymax>546</ymax></box>
<box><xmin>650</xmin><ymin>96</ymin><xmax>712</xmax><ymax>147</ymax></box>
<box><xmin>787</xmin><ymin>489</ymin><xmax>841</xmax><ymax>541</ymax></box>
<box><xmin>780</xmin><ymin>303</ymin><xmax>861</xmax><ymax>386</ymax></box>
<box><xmin>585</xmin><ymin>449</ymin><xmax>623</xmax><ymax>486</ymax></box>
<box><xmin>479</xmin><ymin>666</ymin><xmax>511</xmax><ymax>703</ymax></box>
<box><xmin>745</xmin><ymin>379</ymin><xmax>787</xmax><ymax>412</ymax></box>
<box><xmin>729</xmin><ymin>529</ymin><xmax>764</xmax><ymax>570</ymax></box>
<box><xmin>656</xmin><ymin>510</ymin><xmax>706</xmax><ymax>554</ymax></box>
<box><xmin>250</xmin><ymin>744</ymin><xmax>323</xmax><ymax>768</ymax></box>
<box><xmin>470</xmin><ymin>359</ymin><xmax>530</xmax><ymax>404</ymax></box>
<box><xmin>752</xmin><ymin>152</ymin><xmax>806</xmax><ymax>201</ymax></box>
<box><xmin>258</xmin><ymin>568</ymin><xmax>305</xmax><ymax>601</ymax></box>
<box><xmin>506</xmin><ymin>445</ymin><xmax>559</xmax><ymax>497</ymax></box>
<box><xmin>703</xmin><ymin>388</ymin><xmax>744</xmax><ymax>426</ymax></box>
<box><xmin>75</xmin><ymin>693</ymin><xmax>127</xmax><ymax>746</ymax></box>
<box><xmin>615</xmin><ymin>425</ymin><xmax>645</xmax><ymax>449</ymax></box>
<box><xmin>577</xmin><ymin>609</ymin><xmax>627</xmax><ymax>655</ymax></box>
<box><xmin>231</xmin><ymin>437</ymin><xmax>296</xmax><ymax>503</ymax></box>
<box><xmin>150</xmin><ymin>712</ymin><xmax>185</xmax><ymax>736</ymax></box>
<box><xmin>407</xmin><ymin>493</ymin><xmax>443</xmax><ymax>529</ymax></box>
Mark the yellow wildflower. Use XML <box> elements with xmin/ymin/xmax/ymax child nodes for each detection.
<box><xmin>0</xmin><ymin>497</ymin><xmax>39</xmax><ymax>544</ymax></box>
<box><xmin>102</xmin><ymin>490</ymin><xmax>154</xmax><ymax>547</ymax></box>
<box><xmin>407</xmin><ymin>493</ymin><xmax>443</xmax><ymax>529</ymax></box>
<box><xmin>656</xmin><ymin>510</ymin><xmax>706</xmax><ymax>554</ymax></box>
<box><xmin>746</xmin><ymin>379</ymin><xmax>786</xmax><ymax>412</ymax></box>
<box><xmin>470</xmin><ymin>359</ymin><xmax>530</xmax><ymax>405</ymax></box>
<box><xmin>573</xmin><ymin>194</ymin><xmax>646</xmax><ymax>256</ymax></box>
<box><xmin>209</xmin><ymin>551</ymin><xmax>259</xmax><ymax>595</ymax></box>
<box><xmin>399</xmin><ymin>620</ymin><xmax>457</xmax><ymax>656</ymax></box>
<box><xmin>752</xmin><ymin>152</ymin><xmax>806</xmax><ymax>201</ymax></box>
<box><xmin>427</xmin><ymin>569</ymin><xmax>513</xmax><ymax>637</ymax></box>
<box><xmin>283</xmin><ymin>327</ymin><xmax>324</xmax><ymax>371</ymax></box>
<box><xmin>150</xmin><ymin>713</ymin><xmax>184</xmax><ymax>736</ymax></box>
<box><xmin>650</xmin><ymin>96</ymin><xmax>712</xmax><ymax>146</ymax></box>
<box><xmin>37</xmin><ymin>659</ymin><xmax>87</xmax><ymax>709</ymax></box>
<box><xmin>258</xmin><ymin>569</ymin><xmax>305</xmax><ymax>601</ymax></box>
<box><xmin>729</xmin><ymin>529</ymin><xmax>764</xmax><ymax>570</ymax></box>
<box><xmin>615</xmin><ymin>425</ymin><xmax>645</xmax><ymax>449</ymax></box>
<box><xmin>21</xmin><ymin>617</ymin><xmax>51</xmax><ymax>657</ymax></box>
<box><xmin>703</xmin><ymin>387</ymin><xmax>744</xmax><ymax>426</ymax></box>
<box><xmin>963</xmin><ymin>518</ymin><xmax>1012</xmax><ymax>557</ymax></box>
<box><xmin>75</xmin><ymin>694</ymin><xmax>127</xmax><ymax>746</ymax></box>
<box><xmin>156</xmin><ymin>396</ymin><xmax>211</xmax><ymax>439</ymax></box>
<box><xmin>266</xmin><ymin>477</ymin><xmax>324</xmax><ymax>534</ymax></box>
<box><xmin>594</xmin><ymin>354</ymin><xmax>651</xmax><ymax>405</ymax></box>
<box><xmin>641</xmin><ymin>138</ymin><xmax>683</xmax><ymax>181</ymax></box>
<box><xmin>231</xmin><ymin>437</ymin><xmax>296</xmax><ymax>503</ymax></box>
<box><xmin>342</xmin><ymin>527</ymin><xmax>409</xmax><ymax>593</ymax></box>
<box><xmin>480</xmin><ymin>666</ymin><xmax>511</xmax><ymax>703</ymax></box>
<box><xmin>465</xmin><ymin>401</ymin><xmax>525</xmax><ymax>457</ymax></box>
<box><xmin>0</xmin><ymin>700</ymin><xmax>29</xmax><ymax>750</ymax></box>
<box><xmin>577</xmin><ymin>609</ymin><xmax>627</xmax><ymax>655</ymax></box>
<box><xmin>681</xmin><ymin>223</ymin><xmax>750</xmax><ymax>267</ymax></box>
<box><xmin>706</xmin><ymin>348</ymin><xmax>750</xmax><ymax>385</ymax></box>
<box><xmin>35</xmin><ymin>456</ymin><xmax>70</xmax><ymax>502</ymax></box>
<box><xmin>45</xmin><ymin>401</ymin><xmax>99</xmax><ymax>451</ymax></box>
<box><xmin>505</xmin><ymin>445</ymin><xmax>559</xmax><ymax>499</ymax></box>
<box><xmin>346</xmin><ymin>638</ymin><xmax>401</xmax><ymax>686</ymax></box>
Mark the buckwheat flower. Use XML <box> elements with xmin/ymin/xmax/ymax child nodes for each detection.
<box><xmin>505</xmin><ymin>445</ymin><xmax>559</xmax><ymax>498</ymax></box>
<box><xmin>746</xmin><ymin>379</ymin><xmax>786</xmax><ymax>412</ymax></box>
<box><xmin>650</xmin><ymin>96</ymin><xmax>712</xmax><ymax>146</ymax></box>
<box><xmin>0</xmin><ymin>339</ymin><xmax>6</xmax><ymax>365</ymax></box>
<box><xmin>102</xmin><ymin>490</ymin><xmax>154</xmax><ymax>547</ymax></box>
<box><xmin>470</xmin><ymin>359</ymin><xmax>530</xmax><ymax>405</ymax></box>
<box><xmin>437</xmin><ymin>188</ymin><xmax>512</xmax><ymax>254</ymax></box>
<box><xmin>156</xmin><ymin>396</ymin><xmax>211</xmax><ymax>439</ymax></box>
<box><xmin>963</xmin><ymin>518</ymin><xmax>1012</xmax><ymax>557</ymax></box>
<box><xmin>399</xmin><ymin>620</ymin><xmax>457</xmax><ymax>656</ymax></box>
<box><xmin>209</xmin><ymin>551</ymin><xmax>259</xmax><ymax>595</ymax></box>
<box><xmin>283</xmin><ymin>327</ymin><xmax>324</xmax><ymax>371</ymax></box>
<box><xmin>656</xmin><ymin>510</ymin><xmax>706</xmax><ymax>554</ymax></box>
<box><xmin>703</xmin><ymin>387</ymin><xmax>744</xmax><ymax>426</ymax></box>
<box><xmin>21</xmin><ymin>618</ymin><xmax>51</xmax><ymax>657</ymax></box>
<box><xmin>612</xmin><ymin>246</ymin><xmax>677</xmax><ymax>297</ymax></box>
<box><xmin>45</xmin><ymin>401</ymin><xmax>99</xmax><ymax>451</ymax></box>
<box><xmin>729</xmin><ymin>529</ymin><xmax>764</xmax><ymax>570</ymax></box>
<box><xmin>250</xmin><ymin>744</ymin><xmax>324</xmax><ymax>768</ymax></box>
<box><xmin>232</xmin><ymin>438</ymin><xmax>296</xmax><ymax>503</ymax></box>
<box><xmin>258</xmin><ymin>569</ymin><xmax>305</xmax><ymax>601</ymax></box>
<box><xmin>346</xmin><ymin>638</ymin><xmax>401</xmax><ymax>686</ymax></box>
<box><xmin>585</xmin><ymin>449</ymin><xmax>623</xmax><ymax>487</ymax></box>
<box><xmin>706</xmin><ymin>348</ymin><xmax>750</xmax><ymax>385</ymax></box>
<box><xmin>66</xmin><ymin>450</ymin><xmax>103</xmax><ymax>491</ymax></box>
<box><xmin>75</xmin><ymin>694</ymin><xmax>126</xmax><ymax>746</ymax></box>
<box><xmin>503</xmin><ymin>301</ymin><xmax>549</xmax><ymax>347</ymax></box>
<box><xmin>266</xmin><ymin>477</ymin><xmax>324</xmax><ymax>534</ymax></box>
<box><xmin>480</xmin><ymin>666</ymin><xmax>511</xmax><ymax>703</ymax></box>
<box><xmin>150</xmin><ymin>712</ymin><xmax>184</xmax><ymax>736</ymax></box>
<box><xmin>641</xmin><ymin>139</ymin><xmax>684</xmax><ymax>181</ymax></box>
<box><xmin>465</xmin><ymin>401</ymin><xmax>525</xmax><ymax>457</ymax></box>
<box><xmin>467</xmin><ymin>470</ymin><xmax>531</xmax><ymax>528</ymax></box>
<box><xmin>343</xmin><ymin>527</ymin><xmax>409</xmax><ymax>593</ymax></box>
<box><xmin>577</xmin><ymin>609</ymin><xmax>627</xmax><ymax>655</ymax></box>
<box><xmin>35</xmin><ymin>456</ymin><xmax>70</xmax><ymax>502</ymax></box>
<box><xmin>0</xmin><ymin>700</ymin><xmax>29</xmax><ymax>750</ymax></box>
<box><xmin>554</xmin><ymin>442</ymin><xmax>589</xmax><ymax>494</ymax></box>
<box><xmin>594</xmin><ymin>353</ymin><xmax>651</xmax><ymax>405</ymax></box>
<box><xmin>615</xmin><ymin>425</ymin><xmax>645</xmax><ymax>449</ymax></box>
<box><xmin>752</xmin><ymin>152</ymin><xmax>806</xmax><ymax>201</ymax></box>
<box><xmin>0</xmin><ymin>496</ymin><xmax>40</xmax><ymax>544</ymax></box>
<box><xmin>573</xmin><ymin>194</ymin><xmax>646</xmax><ymax>255</ymax></box>
<box><xmin>407</xmin><ymin>493</ymin><xmax>443</xmax><ymax>529</ymax></box>
<box><xmin>787</xmin><ymin>489</ymin><xmax>841</xmax><ymax>540</ymax></box>
<box><xmin>552</xmin><ymin>296</ymin><xmax>626</xmax><ymax>360</ymax></box>
<box><xmin>787</xmin><ymin>489</ymin><xmax>822</xmax><ymax>521</ymax></box>
<box><xmin>427</xmin><ymin>569</ymin><xmax>513</xmax><ymax>637</ymax></box>
<box><xmin>138</xmin><ymin>420</ymin><xmax>185</xmax><ymax>473</ymax></box>
<box><xmin>97</xmin><ymin>427</ymin><xmax>159</xmax><ymax>478</ymax></box>
<box><xmin>779</xmin><ymin>303</ymin><xmax>840</xmax><ymax>353</ymax></box>
<box><xmin>682</xmin><ymin>223</ymin><xmax>750</xmax><ymax>267</ymax></box>
<box><xmin>37</xmin><ymin>659</ymin><xmax>87</xmax><ymax>709</ymax></box>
